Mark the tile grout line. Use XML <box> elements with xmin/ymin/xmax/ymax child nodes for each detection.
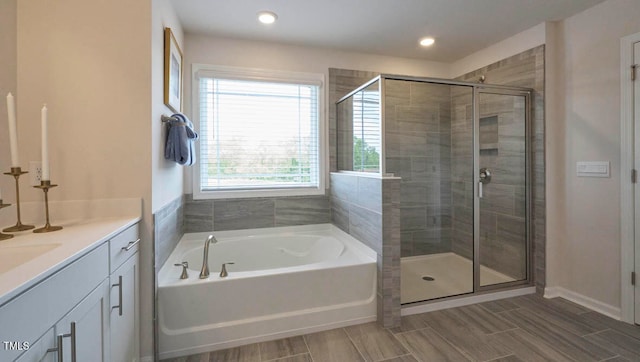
<box><xmin>483</xmin><ymin>354</ymin><xmax>517</xmax><ymax>362</ymax></box>
<box><xmin>301</xmin><ymin>335</ymin><xmax>315</xmax><ymax>362</ymax></box>
<box><xmin>393</xmin><ymin>325</ymin><xmax>475</xmax><ymax>362</ymax></box>
<box><xmin>422</xmin><ymin>323</ymin><xmax>478</xmax><ymax>362</ymax></box>
<box><xmin>342</xmin><ymin>327</ymin><xmax>368</xmax><ymax>362</ymax></box>
<box><xmin>598</xmin><ymin>355</ymin><xmax>624</xmax><ymax>362</ymax></box>
<box><xmin>388</xmin><ymin>328</ymin><xmax>420</xmax><ymax>362</ymax></box>
<box><xmin>581</xmin><ymin>328</ymin><xmax>612</xmax><ymax>338</ymax></box>
<box><xmin>486</xmin><ymin>326</ymin><xmax>521</xmax><ymax>336</ymax></box>
<box><xmin>379</xmin><ymin>353</ymin><xmax>414</xmax><ymax>362</ymax></box>
<box><xmin>262</xmin><ymin>352</ymin><xmax>311</xmax><ymax>362</ymax></box>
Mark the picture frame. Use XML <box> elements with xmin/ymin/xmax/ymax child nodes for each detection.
<box><xmin>164</xmin><ymin>27</ymin><xmax>183</xmax><ymax>112</ymax></box>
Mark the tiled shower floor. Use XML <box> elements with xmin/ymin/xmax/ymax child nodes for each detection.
<box><xmin>401</xmin><ymin>252</ymin><xmax>515</xmax><ymax>304</ymax></box>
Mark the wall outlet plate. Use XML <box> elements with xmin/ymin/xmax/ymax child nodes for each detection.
<box><xmin>29</xmin><ymin>161</ymin><xmax>42</xmax><ymax>186</ymax></box>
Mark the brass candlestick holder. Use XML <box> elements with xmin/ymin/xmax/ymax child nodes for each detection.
<box><xmin>33</xmin><ymin>180</ymin><xmax>62</xmax><ymax>233</ymax></box>
<box><xmin>0</xmin><ymin>201</ymin><xmax>14</xmax><ymax>240</ymax></box>
<box><xmin>3</xmin><ymin>167</ymin><xmax>35</xmax><ymax>232</ymax></box>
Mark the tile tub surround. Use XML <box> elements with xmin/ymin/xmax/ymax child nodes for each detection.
<box><xmin>162</xmin><ymin>294</ymin><xmax>640</xmax><ymax>362</ymax></box>
<box><xmin>183</xmin><ymin>194</ymin><xmax>331</xmax><ymax>232</ymax></box>
<box><xmin>153</xmin><ymin>194</ymin><xmax>185</xmax><ymax>362</ymax></box>
<box><xmin>330</xmin><ymin>172</ymin><xmax>401</xmax><ymax>328</ymax></box>
<box><xmin>153</xmin><ymin>194</ymin><xmax>184</xmax><ymax>274</ymax></box>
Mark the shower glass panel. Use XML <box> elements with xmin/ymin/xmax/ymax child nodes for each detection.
<box><xmin>477</xmin><ymin>91</ymin><xmax>528</xmax><ymax>287</ymax></box>
<box><xmin>335</xmin><ymin>75</ymin><xmax>531</xmax><ymax>306</ymax></box>
<box><xmin>336</xmin><ymin>80</ymin><xmax>381</xmax><ymax>173</ymax></box>
<box><xmin>382</xmin><ymin>79</ymin><xmax>475</xmax><ymax>304</ymax></box>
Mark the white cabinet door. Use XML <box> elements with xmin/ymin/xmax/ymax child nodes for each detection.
<box><xmin>14</xmin><ymin>328</ymin><xmax>55</xmax><ymax>362</ymax></box>
<box><xmin>110</xmin><ymin>253</ymin><xmax>139</xmax><ymax>362</ymax></box>
<box><xmin>55</xmin><ymin>279</ymin><xmax>110</xmax><ymax>362</ymax></box>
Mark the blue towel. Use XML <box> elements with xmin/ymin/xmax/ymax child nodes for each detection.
<box><xmin>165</xmin><ymin>113</ymin><xmax>199</xmax><ymax>165</ymax></box>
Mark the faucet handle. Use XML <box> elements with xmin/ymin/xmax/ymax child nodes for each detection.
<box><xmin>174</xmin><ymin>261</ymin><xmax>189</xmax><ymax>279</ymax></box>
<box><xmin>220</xmin><ymin>262</ymin><xmax>235</xmax><ymax>278</ymax></box>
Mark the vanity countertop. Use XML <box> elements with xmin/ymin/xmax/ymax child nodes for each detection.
<box><xmin>0</xmin><ymin>199</ymin><xmax>141</xmax><ymax>306</ymax></box>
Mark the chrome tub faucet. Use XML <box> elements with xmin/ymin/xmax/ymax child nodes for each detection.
<box><xmin>199</xmin><ymin>234</ymin><xmax>218</xmax><ymax>279</ymax></box>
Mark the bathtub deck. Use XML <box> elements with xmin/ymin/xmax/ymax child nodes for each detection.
<box><xmin>160</xmin><ymin>294</ymin><xmax>639</xmax><ymax>362</ymax></box>
<box><xmin>157</xmin><ymin>224</ymin><xmax>377</xmax><ymax>359</ymax></box>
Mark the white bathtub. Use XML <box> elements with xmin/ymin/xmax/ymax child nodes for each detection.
<box><xmin>157</xmin><ymin>224</ymin><xmax>377</xmax><ymax>359</ymax></box>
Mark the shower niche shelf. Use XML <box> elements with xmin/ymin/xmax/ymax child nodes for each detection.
<box><xmin>480</xmin><ymin>115</ymin><xmax>499</xmax><ymax>153</ymax></box>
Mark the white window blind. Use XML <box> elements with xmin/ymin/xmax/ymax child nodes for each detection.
<box><xmin>353</xmin><ymin>89</ymin><xmax>381</xmax><ymax>172</ymax></box>
<box><xmin>197</xmin><ymin>76</ymin><xmax>320</xmax><ymax>193</ymax></box>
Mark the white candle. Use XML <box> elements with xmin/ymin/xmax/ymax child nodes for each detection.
<box><xmin>41</xmin><ymin>104</ymin><xmax>50</xmax><ymax>181</ymax></box>
<box><xmin>6</xmin><ymin>93</ymin><xmax>19</xmax><ymax>167</ymax></box>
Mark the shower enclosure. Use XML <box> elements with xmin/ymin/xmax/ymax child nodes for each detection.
<box><xmin>337</xmin><ymin>75</ymin><xmax>531</xmax><ymax>305</ymax></box>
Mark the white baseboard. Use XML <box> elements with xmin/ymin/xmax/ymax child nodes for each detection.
<box><xmin>544</xmin><ymin>286</ymin><xmax>621</xmax><ymax>320</ymax></box>
<box><xmin>402</xmin><ymin>287</ymin><xmax>536</xmax><ymax>316</ymax></box>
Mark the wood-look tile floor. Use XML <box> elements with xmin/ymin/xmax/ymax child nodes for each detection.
<box><xmin>161</xmin><ymin>294</ymin><xmax>640</xmax><ymax>362</ymax></box>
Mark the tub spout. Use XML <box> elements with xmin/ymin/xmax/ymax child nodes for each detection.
<box><xmin>199</xmin><ymin>234</ymin><xmax>218</xmax><ymax>279</ymax></box>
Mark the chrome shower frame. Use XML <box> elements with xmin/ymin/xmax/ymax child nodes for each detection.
<box><xmin>337</xmin><ymin>74</ymin><xmax>533</xmax><ymax>297</ymax></box>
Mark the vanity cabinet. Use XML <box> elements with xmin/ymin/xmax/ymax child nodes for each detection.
<box><xmin>54</xmin><ymin>279</ymin><xmax>110</xmax><ymax>361</ymax></box>
<box><xmin>14</xmin><ymin>328</ymin><xmax>55</xmax><ymax>362</ymax></box>
<box><xmin>109</xmin><ymin>224</ymin><xmax>139</xmax><ymax>362</ymax></box>
<box><xmin>0</xmin><ymin>222</ymin><xmax>139</xmax><ymax>362</ymax></box>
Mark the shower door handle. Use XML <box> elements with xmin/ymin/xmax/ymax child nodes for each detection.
<box><xmin>479</xmin><ymin>168</ymin><xmax>491</xmax><ymax>184</ymax></box>
<box><xmin>478</xmin><ymin>167</ymin><xmax>491</xmax><ymax>198</ymax></box>
<box><xmin>478</xmin><ymin>168</ymin><xmax>491</xmax><ymax>199</ymax></box>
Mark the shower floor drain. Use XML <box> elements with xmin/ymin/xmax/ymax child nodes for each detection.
<box><xmin>422</xmin><ymin>276</ymin><xmax>435</xmax><ymax>281</ymax></box>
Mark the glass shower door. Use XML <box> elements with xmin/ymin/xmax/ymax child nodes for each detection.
<box><xmin>476</xmin><ymin>90</ymin><xmax>529</xmax><ymax>288</ymax></box>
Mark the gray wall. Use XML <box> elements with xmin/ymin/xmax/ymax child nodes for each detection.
<box><xmin>184</xmin><ymin>194</ymin><xmax>331</xmax><ymax>232</ymax></box>
<box><xmin>449</xmin><ymin>86</ymin><xmax>475</xmax><ymax>260</ymax></box>
<box><xmin>478</xmin><ymin>94</ymin><xmax>527</xmax><ymax>280</ymax></box>
<box><xmin>450</xmin><ymin>89</ymin><xmax>529</xmax><ymax>280</ymax></box>
<box><xmin>384</xmin><ymin>80</ymin><xmax>453</xmax><ymax>257</ymax></box>
<box><xmin>456</xmin><ymin>45</ymin><xmax>545</xmax><ymax>291</ymax></box>
<box><xmin>154</xmin><ymin>194</ymin><xmax>330</xmax><ymax>266</ymax></box>
<box><xmin>153</xmin><ymin>195</ymin><xmax>185</xmax><ymax>274</ymax></box>
<box><xmin>330</xmin><ymin>172</ymin><xmax>401</xmax><ymax>328</ymax></box>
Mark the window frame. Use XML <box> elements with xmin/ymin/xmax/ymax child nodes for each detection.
<box><xmin>191</xmin><ymin>64</ymin><xmax>326</xmax><ymax>200</ymax></box>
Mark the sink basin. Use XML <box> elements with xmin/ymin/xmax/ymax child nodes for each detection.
<box><xmin>0</xmin><ymin>244</ymin><xmax>61</xmax><ymax>275</ymax></box>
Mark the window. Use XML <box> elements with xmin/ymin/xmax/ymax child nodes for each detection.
<box><xmin>193</xmin><ymin>65</ymin><xmax>325</xmax><ymax>199</ymax></box>
<box><xmin>352</xmin><ymin>88</ymin><xmax>381</xmax><ymax>172</ymax></box>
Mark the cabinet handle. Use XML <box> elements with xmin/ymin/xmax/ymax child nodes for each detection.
<box><xmin>47</xmin><ymin>322</ymin><xmax>76</xmax><ymax>362</ymax></box>
<box><xmin>70</xmin><ymin>322</ymin><xmax>77</xmax><ymax>362</ymax></box>
<box><xmin>121</xmin><ymin>238</ymin><xmax>140</xmax><ymax>251</ymax></box>
<box><xmin>46</xmin><ymin>334</ymin><xmax>65</xmax><ymax>361</ymax></box>
<box><xmin>112</xmin><ymin>275</ymin><xmax>123</xmax><ymax>316</ymax></box>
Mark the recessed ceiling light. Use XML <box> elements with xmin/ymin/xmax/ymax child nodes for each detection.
<box><xmin>258</xmin><ymin>11</ymin><xmax>278</xmax><ymax>24</ymax></box>
<box><xmin>419</xmin><ymin>37</ymin><xmax>435</xmax><ymax>47</ymax></box>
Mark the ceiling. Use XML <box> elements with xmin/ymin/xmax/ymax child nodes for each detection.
<box><xmin>171</xmin><ymin>0</ymin><xmax>606</xmax><ymax>62</ymax></box>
